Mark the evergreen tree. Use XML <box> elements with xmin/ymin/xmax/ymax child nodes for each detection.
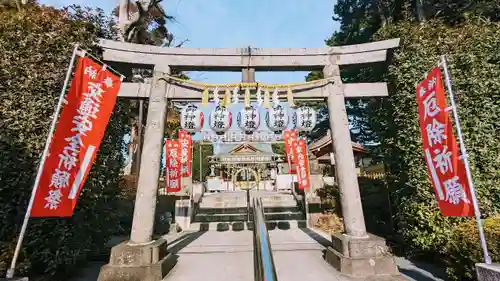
<box><xmin>320</xmin><ymin>1</ymin><xmax>500</xmax><ymax>279</ymax></box>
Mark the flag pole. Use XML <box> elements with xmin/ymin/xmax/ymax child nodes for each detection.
<box><xmin>303</xmin><ymin>138</ymin><xmax>311</xmax><ymax>228</ymax></box>
<box><xmin>189</xmin><ymin>137</ymin><xmax>194</xmax><ymax>202</ymax></box>
<box><xmin>440</xmin><ymin>55</ymin><xmax>491</xmax><ymax>264</ymax></box>
<box><xmin>199</xmin><ymin>142</ymin><xmax>202</xmax><ymax>182</ymax></box>
<box><xmin>6</xmin><ymin>44</ymin><xmax>81</xmax><ymax>278</ymax></box>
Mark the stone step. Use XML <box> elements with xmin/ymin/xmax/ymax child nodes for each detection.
<box><xmin>194</xmin><ymin>213</ymin><xmax>249</xmax><ymax>223</ymax></box>
<box><xmin>265</xmin><ymin>211</ymin><xmax>305</xmax><ymax>221</ymax></box>
<box><xmin>189</xmin><ymin>220</ymin><xmax>307</xmax><ymax>231</ymax></box>
<box><xmin>197</xmin><ymin>206</ymin><xmax>301</xmax><ymax>215</ymax></box>
<box><xmin>256</xmin><ymin>195</ymin><xmax>296</xmax><ymax>200</ymax></box>
<box><xmin>247</xmin><ymin>220</ymin><xmax>308</xmax><ymax>231</ymax></box>
<box><xmin>199</xmin><ymin>201</ymin><xmax>298</xmax><ymax>209</ymax></box>
<box><xmin>194</xmin><ymin>211</ymin><xmax>304</xmax><ymax>223</ymax></box>
<box><xmin>201</xmin><ymin>193</ymin><xmax>295</xmax><ymax>203</ymax></box>
<box><xmin>199</xmin><ymin>203</ymin><xmax>247</xmax><ymax>209</ymax></box>
<box><xmin>200</xmin><ymin>196</ymin><xmax>297</xmax><ymax>204</ymax></box>
<box><xmin>260</xmin><ymin>201</ymin><xmax>298</xmax><ymax>208</ymax></box>
<box><xmin>200</xmin><ymin>199</ymin><xmax>247</xmax><ymax>205</ymax></box>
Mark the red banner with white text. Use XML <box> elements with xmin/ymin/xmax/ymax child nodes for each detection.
<box><xmin>165</xmin><ymin>139</ymin><xmax>182</xmax><ymax>193</ymax></box>
<box><xmin>179</xmin><ymin>130</ymin><xmax>192</xmax><ymax>177</ymax></box>
<box><xmin>283</xmin><ymin>129</ymin><xmax>298</xmax><ymax>174</ymax></box>
<box><xmin>416</xmin><ymin>67</ymin><xmax>473</xmax><ymax>217</ymax></box>
<box><xmin>31</xmin><ymin>56</ymin><xmax>122</xmax><ymax>217</ymax></box>
<box><xmin>292</xmin><ymin>138</ymin><xmax>311</xmax><ymax>190</ymax></box>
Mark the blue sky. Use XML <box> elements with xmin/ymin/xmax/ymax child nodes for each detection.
<box><xmin>39</xmin><ymin>0</ymin><xmax>339</xmax><ymax>84</ymax></box>
<box><xmin>38</xmin><ymin>0</ymin><xmax>339</xmax><ymax>158</ymax></box>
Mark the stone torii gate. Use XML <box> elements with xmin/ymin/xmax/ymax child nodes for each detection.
<box><xmin>96</xmin><ymin>38</ymin><xmax>400</xmax><ymax>281</ymax></box>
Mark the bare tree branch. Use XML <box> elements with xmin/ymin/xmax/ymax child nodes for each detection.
<box><xmin>174</xmin><ymin>38</ymin><xmax>189</xmax><ymax>48</ymax></box>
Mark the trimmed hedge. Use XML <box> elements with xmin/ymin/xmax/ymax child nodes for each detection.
<box><xmin>370</xmin><ymin>18</ymin><xmax>500</xmax><ymax>279</ymax></box>
<box><xmin>444</xmin><ymin>215</ymin><xmax>500</xmax><ymax>280</ymax></box>
<box><xmin>0</xmin><ymin>3</ymin><xmax>133</xmax><ymax>279</ymax></box>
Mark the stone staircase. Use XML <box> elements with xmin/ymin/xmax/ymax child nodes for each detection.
<box><xmin>190</xmin><ymin>190</ymin><xmax>306</xmax><ymax>231</ymax></box>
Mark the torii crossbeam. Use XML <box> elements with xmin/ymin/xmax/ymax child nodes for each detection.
<box><xmin>96</xmin><ymin>37</ymin><xmax>400</xmax><ymax>281</ymax></box>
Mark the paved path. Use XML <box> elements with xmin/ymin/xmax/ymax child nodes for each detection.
<box><xmin>269</xmin><ymin>229</ymin><xmax>351</xmax><ymax>281</ymax></box>
<box><xmin>68</xmin><ymin>229</ymin><xmax>448</xmax><ymax>281</ymax></box>
<box><xmin>163</xmin><ymin>230</ymin><xmax>253</xmax><ymax>281</ymax></box>
<box><xmin>163</xmin><ymin>228</ymin><xmax>448</xmax><ymax>281</ymax></box>
<box><xmin>395</xmin><ymin>257</ymin><xmax>447</xmax><ymax>281</ymax></box>
<box><xmin>164</xmin><ymin>229</ymin><xmax>350</xmax><ymax>281</ymax></box>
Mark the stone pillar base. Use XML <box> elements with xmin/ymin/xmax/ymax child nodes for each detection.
<box><xmin>306</xmin><ymin>195</ymin><xmax>322</xmax><ymax>227</ymax></box>
<box><xmin>175</xmin><ymin>199</ymin><xmax>192</xmax><ymax>231</ymax></box>
<box><xmin>170</xmin><ymin>222</ymin><xmax>181</xmax><ymax>234</ymax></box>
<box><xmin>325</xmin><ymin>233</ymin><xmax>399</xmax><ymax>278</ymax></box>
<box><xmin>476</xmin><ymin>263</ymin><xmax>500</xmax><ymax>281</ymax></box>
<box><xmin>97</xmin><ymin>238</ymin><xmax>177</xmax><ymax>281</ymax></box>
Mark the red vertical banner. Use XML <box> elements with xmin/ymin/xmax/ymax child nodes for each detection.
<box><xmin>292</xmin><ymin>138</ymin><xmax>311</xmax><ymax>190</ymax></box>
<box><xmin>416</xmin><ymin>67</ymin><xmax>473</xmax><ymax>217</ymax></box>
<box><xmin>179</xmin><ymin>130</ymin><xmax>192</xmax><ymax>177</ymax></box>
<box><xmin>283</xmin><ymin>129</ymin><xmax>298</xmax><ymax>174</ymax></box>
<box><xmin>165</xmin><ymin>139</ymin><xmax>182</xmax><ymax>193</ymax></box>
<box><xmin>30</xmin><ymin>56</ymin><xmax>122</xmax><ymax>217</ymax></box>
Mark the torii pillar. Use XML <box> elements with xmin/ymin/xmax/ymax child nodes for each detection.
<box><xmin>98</xmin><ymin>66</ymin><xmax>177</xmax><ymax>281</ymax></box>
<box><xmin>323</xmin><ymin>56</ymin><xmax>399</xmax><ymax>277</ymax></box>
<box><xmin>96</xmin><ymin>37</ymin><xmax>401</xmax><ymax>280</ymax></box>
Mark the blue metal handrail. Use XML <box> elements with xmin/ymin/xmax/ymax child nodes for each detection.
<box><xmin>252</xmin><ymin>197</ymin><xmax>278</xmax><ymax>281</ymax></box>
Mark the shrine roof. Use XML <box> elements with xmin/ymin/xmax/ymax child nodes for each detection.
<box><xmin>213</xmin><ymin>142</ymin><xmax>274</xmax><ymax>154</ymax></box>
<box><xmin>211</xmin><ymin>142</ymin><xmax>280</xmax><ymax>158</ymax></box>
<box><xmin>309</xmin><ymin>131</ymin><xmax>366</xmax><ymax>153</ymax></box>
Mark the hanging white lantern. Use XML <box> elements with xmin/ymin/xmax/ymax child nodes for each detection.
<box><xmin>293</xmin><ymin>106</ymin><xmax>317</xmax><ymax>132</ymax></box>
<box><xmin>180</xmin><ymin>104</ymin><xmax>204</xmax><ymax>134</ymax></box>
<box><xmin>265</xmin><ymin>104</ymin><xmax>289</xmax><ymax>133</ymax></box>
<box><xmin>237</xmin><ymin>106</ymin><xmax>260</xmax><ymax>134</ymax></box>
<box><xmin>209</xmin><ymin>105</ymin><xmax>232</xmax><ymax>134</ymax></box>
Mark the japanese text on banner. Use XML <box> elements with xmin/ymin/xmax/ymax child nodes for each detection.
<box><xmin>292</xmin><ymin>138</ymin><xmax>311</xmax><ymax>190</ymax></box>
<box><xmin>31</xmin><ymin>57</ymin><xmax>122</xmax><ymax>217</ymax></box>
<box><xmin>416</xmin><ymin>67</ymin><xmax>473</xmax><ymax>217</ymax></box>
<box><xmin>165</xmin><ymin>139</ymin><xmax>182</xmax><ymax>193</ymax></box>
<box><xmin>178</xmin><ymin>130</ymin><xmax>192</xmax><ymax>177</ymax></box>
<box><xmin>284</xmin><ymin>129</ymin><xmax>298</xmax><ymax>173</ymax></box>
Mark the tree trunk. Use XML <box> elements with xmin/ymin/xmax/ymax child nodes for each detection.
<box><xmin>118</xmin><ymin>0</ymin><xmax>129</xmax><ymax>40</ymax></box>
<box><xmin>416</xmin><ymin>0</ymin><xmax>426</xmax><ymax>23</ymax></box>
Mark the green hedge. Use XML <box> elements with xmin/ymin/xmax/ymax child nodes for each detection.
<box><xmin>444</xmin><ymin>215</ymin><xmax>500</xmax><ymax>280</ymax></box>
<box><xmin>369</xmin><ymin>17</ymin><xmax>500</xmax><ymax>278</ymax></box>
<box><xmin>357</xmin><ymin>177</ymin><xmax>394</xmax><ymax>238</ymax></box>
<box><xmin>315</xmin><ymin>178</ymin><xmax>393</xmax><ymax>238</ymax></box>
<box><xmin>0</xmin><ymin>3</ymin><xmax>133</xmax><ymax>279</ymax></box>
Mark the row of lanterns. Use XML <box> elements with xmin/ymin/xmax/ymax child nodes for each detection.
<box><xmin>180</xmin><ymin>103</ymin><xmax>317</xmax><ymax>135</ymax></box>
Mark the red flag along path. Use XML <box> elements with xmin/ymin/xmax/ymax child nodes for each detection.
<box><xmin>292</xmin><ymin>138</ymin><xmax>311</xmax><ymax>190</ymax></box>
<box><xmin>165</xmin><ymin>139</ymin><xmax>182</xmax><ymax>193</ymax></box>
<box><xmin>30</xmin><ymin>56</ymin><xmax>122</xmax><ymax>217</ymax></box>
<box><xmin>283</xmin><ymin>129</ymin><xmax>298</xmax><ymax>174</ymax></box>
<box><xmin>178</xmin><ymin>130</ymin><xmax>192</xmax><ymax>177</ymax></box>
<box><xmin>416</xmin><ymin>67</ymin><xmax>473</xmax><ymax>217</ymax></box>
